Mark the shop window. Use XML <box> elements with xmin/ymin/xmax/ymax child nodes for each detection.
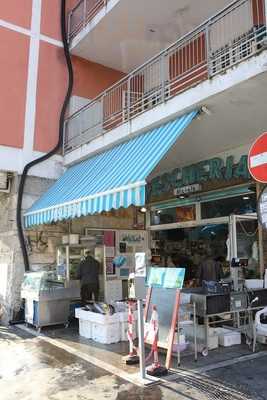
<box><xmin>201</xmin><ymin>193</ymin><xmax>256</xmax><ymax>220</ymax></box>
<box><xmin>151</xmin><ymin>205</ymin><xmax>196</xmax><ymax>225</ymax></box>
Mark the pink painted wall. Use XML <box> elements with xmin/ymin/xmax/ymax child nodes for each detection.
<box><xmin>0</xmin><ymin>0</ymin><xmax>124</xmax><ymax>154</ymax></box>
<box><xmin>0</xmin><ymin>1</ymin><xmax>32</xmax><ymax>29</ymax></box>
<box><xmin>34</xmin><ymin>41</ymin><xmax>68</xmax><ymax>153</ymax></box>
<box><xmin>41</xmin><ymin>0</ymin><xmax>80</xmax><ymax>40</ymax></box>
<box><xmin>0</xmin><ymin>27</ymin><xmax>29</xmax><ymax>148</ymax></box>
<box><xmin>72</xmin><ymin>56</ymin><xmax>125</xmax><ymax>99</ymax></box>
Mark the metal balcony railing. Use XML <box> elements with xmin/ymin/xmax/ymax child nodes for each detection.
<box><xmin>68</xmin><ymin>0</ymin><xmax>110</xmax><ymax>42</ymax></box>
<box><xmin>64</xmin><ymin>0</ymin><xmax>267</xmax><ymax>153</ymax></box>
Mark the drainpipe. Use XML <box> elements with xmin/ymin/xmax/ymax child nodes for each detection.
<box><xmin>16</xmin><ymin>0</ymin><xmax>73</xmax><ymax>271</ymax></box>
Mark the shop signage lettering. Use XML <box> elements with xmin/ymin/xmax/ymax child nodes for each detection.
<box><xmin>120</xmin><ymin>233</ymin><xmax>145</xmax><ymax>243</ymax></box>
<box><xmin>174</xmin><ymin>183</ymin><xmax>202</xmax><ymax>196</ymax></box>
<box><xmin>148</xmin><ymin>155</ymin><xmax>250</xmax><ymax>199</ymax></box>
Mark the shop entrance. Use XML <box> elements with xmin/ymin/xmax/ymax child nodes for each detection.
<box><xmin>151</xmin><ymin>214</ymin><xmax>260</xmax><ymax>286</ymax></box>
<box><xmin>150</xmin><ymin>189</ymin><xmax>259</xmax><ymax>285</ymax></box>
<box><xmin>151</xmin><ymin>222</ymin><xmax>229</xmax><ymax>286</ymax></box>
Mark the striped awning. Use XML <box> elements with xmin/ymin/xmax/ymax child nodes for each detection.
<box><xmin>24</xmin><ymin>111</ymin><xmax>197</xmax><ymax>227</ymax></box>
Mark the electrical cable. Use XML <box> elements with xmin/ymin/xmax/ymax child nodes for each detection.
<box><xmin>16</xmin><ymin>0</ymin><xmax>73</xmax><ymax>272</ymax></box>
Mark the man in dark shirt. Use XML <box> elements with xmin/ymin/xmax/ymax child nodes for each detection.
<box><xmin>197</xmin><ymin>252</ymin><xmax>223</xmax><ymax>285</ymax></box>
<box><xmin>77</xmin><ymin>251</ymin><xmax>100</xmax><ymax>304</ymax></box>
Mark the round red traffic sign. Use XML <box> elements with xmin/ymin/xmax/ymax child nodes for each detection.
<box><xmin>248</xmin><ymin>132</ymin><xmax>267</xmax><ymax>183</ymax></box>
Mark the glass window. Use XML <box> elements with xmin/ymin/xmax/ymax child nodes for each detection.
<box><xmin>151</xmin><ymin>205</ymin><xmax>196</xmax><ymax>225</ymax></box>
<box><xmin>201</xmin><ymin>194</ymin><xmax>256</xmax><ymax>220</ymax></box>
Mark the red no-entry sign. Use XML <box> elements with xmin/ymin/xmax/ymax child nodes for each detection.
<box><xmin>248</xmin><ymin>132</ymin><xmax>267</xmax><ymax>183</ymax></box>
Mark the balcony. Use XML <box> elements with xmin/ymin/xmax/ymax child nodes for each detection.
<box><xmin>68</xmin><ymin>0</ymin><xmax>233</xmax><ymax>71</ymax></box>
<box><xmin>68</xmin><ymin>0</ymin><xmax>111</xmax><ymax>42</ymax></box>
<box><xmin>65</xmin><ymin>0</ymin><xmax>267</xmax><ymax>154</ymax></box>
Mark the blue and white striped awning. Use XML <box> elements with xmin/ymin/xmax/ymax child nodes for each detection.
<box><xmin>24</xmin><ymin>111</ymin><xmax>197</xmax><ymax>227</ymax></box>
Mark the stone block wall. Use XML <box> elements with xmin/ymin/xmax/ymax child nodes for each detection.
<box><xmin>0</xmin><ymin>174</ymin><xmax>68</xmax><ymax>323</ymax></box>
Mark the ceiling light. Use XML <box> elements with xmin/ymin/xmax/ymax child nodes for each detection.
<box><xmin>243</xmin><ymin>196</ymin><xmax>250</xmax><ymax>200</ymax></box>
<box><xmin>140</xmin><ymin>207</ymin><xmax>147</xmax><ymax>213</ymax></box>
<box><xmin>156</xmin><ymin>210</ymin><xmax>162</xmax><ymax>214</ymax></box>
<box><xmin>179</xmin><ymin>195</ymin><xmax>185</xmax><ymax>199</ymax></box>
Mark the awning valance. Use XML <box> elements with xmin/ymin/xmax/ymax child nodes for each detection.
<box><xmin>24</xmin><ymin>111</ymin><xmax>197</xmax><ymax>227</ymax></box>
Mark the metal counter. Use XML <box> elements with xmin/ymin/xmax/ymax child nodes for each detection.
<box><xmin>21</xmin><ymin>284</ymin><xmax>80</xmax><ymax>331</ymax></box>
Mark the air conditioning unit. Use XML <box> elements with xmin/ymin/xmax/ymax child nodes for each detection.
<box><xmin>0</xmin><ymin>172</ymin><xmax>11</xmax><ymax>193</ymax></box>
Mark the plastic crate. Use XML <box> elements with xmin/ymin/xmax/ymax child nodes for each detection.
<box><xmin>214</xmin><ymin>328</ymin><xmax>241</xmax><ymax>347</ymax></box>
<box><xmin>79</xmin><ymin>319</ymin><xmax>92</xmax><ymax>339</ymax></box>
<box><xmin>75</xmin><ymin>308</ymin><xmax>120</xmax><ymax>324</ymax></box>
<box><xmin>92</xmin><ymin>322</ymin><xmax>120</xmax><ymax>344</ymax></box>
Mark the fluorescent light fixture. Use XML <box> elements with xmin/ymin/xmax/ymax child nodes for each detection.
<box><xmin>243</xmin><ymin>196</ymin><xmax>250</xmax><ymax>200</ymax></box>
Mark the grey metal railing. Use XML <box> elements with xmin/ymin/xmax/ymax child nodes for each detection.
<box><xmin>68</xmin><ymin>0</ymin><xmax>109</xmax><ymax>42</ymax></box>
<box><xmin>64</xmin><ymin>0</ymin><xmax>266</xmax><ymax>153</ymax></box>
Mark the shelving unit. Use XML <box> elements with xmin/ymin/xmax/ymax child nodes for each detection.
<box><xmin>57</xmin><ymin>244</ymin><xmax>86</xmax><ymax>286</ymax></box>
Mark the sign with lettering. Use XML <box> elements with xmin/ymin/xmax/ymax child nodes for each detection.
<box><xmin>147</xmin><ymin>155</ymin><xmax>250</xmax><ymax>202</ymax></box>
<box><xmin>174</xmin><ymin>183</ymin><xmax>202</xmax><ymax>196</ymax></box>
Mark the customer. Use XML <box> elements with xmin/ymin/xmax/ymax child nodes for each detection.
<box><xmin>77</xmin><ymin>250</ymin><xmax>100</xmax><ymax>304</ymax></box>
<box><xmin>197</xmin><ymin>249</ymin><xmax>223</xmax><ymax>285</ymax></box>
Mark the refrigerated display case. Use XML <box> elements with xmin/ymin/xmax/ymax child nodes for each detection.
<box><xmin>21</xmin><ymin>271</ymin><xmax>80</xmax><ymax>331</ymax></box>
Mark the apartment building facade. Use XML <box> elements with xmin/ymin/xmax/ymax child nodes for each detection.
<box><xmin>1</xmin><ymin>0</ymin><xmax>267</xmax><ymax>320</ymax></box>
<box><xmin>0</xmin><ymin>0</ymin><xmax>127</xmax><ymax>321</ymax></box>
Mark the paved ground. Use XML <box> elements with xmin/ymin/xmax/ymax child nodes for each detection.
<box><xmin>0</xmin><ymin>325</ymin><xmax>267</xmax><ymax>400</ymax></box>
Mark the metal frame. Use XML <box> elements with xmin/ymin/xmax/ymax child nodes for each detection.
<box><xmin>68</xmin><ymin>0</ymin><xmax>110</xmax><ymax>42</ymax></box>
<box><xmin>229</xmin><ymin>213</ymin><xmax>258</xmax><ymax>291</ymax></box>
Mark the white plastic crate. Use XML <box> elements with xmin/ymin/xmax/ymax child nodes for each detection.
<box><xmin>76</xmin><ymin>308</ymin><xmax>121</xmax><ymax>344</ymax></box>
<box><xmin>79</xmin><ymin>319</ymin><xmax>92</xmax><ymax>339</ymax></box>
<box><xmin>183</xmin><ymin>325</ymin><xmax>219</xmax><ymax>350</ymax></box>
<box><xmin>214</xmin><ymin>328</ymin><xmax>241</xmax><ymax>347</ymax></box>
<box><xmin>245</xmin><ymin>279</ymin><xmax>264</xmax><ymax>289</ymax></box>
<box><xmin>92</xmin><ymin>322</ymin><xmax>120</xmax><ymax>344</ymax></box>
<box><xmin>75</xmin><ymin>308</ymin><xmax>120</xmax><ymax>324</ymax></box>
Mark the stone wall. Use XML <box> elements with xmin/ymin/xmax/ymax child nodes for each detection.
<box><xmin>0</xmin><ymin>174</ymin><xmax>68</xmax><ymax>323</ymax></box>
<box><xmin>70</xmin><ymin>207</ymin><xmax>143</xmax><ymax>234</ymax></box>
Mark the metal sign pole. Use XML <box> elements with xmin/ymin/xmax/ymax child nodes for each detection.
<box><xmin>137</xmin><ymin>299</ymin><xmax>146</xmax><ymax>380</ymax></box>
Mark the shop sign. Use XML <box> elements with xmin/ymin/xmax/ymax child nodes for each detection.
<box><xmin>147</xmin><ymin>154</ymin><xmax>250</xmax><ymax>202</ymax></box>
<box><xmin>258</xmin><ymin>187</ymin><xmax>267</xmax><ymax>229</ymax></box>
<box><xmin>174</xmin><ymin>183</ymin><xmax>202</xmax><ymax>196</ymax></box>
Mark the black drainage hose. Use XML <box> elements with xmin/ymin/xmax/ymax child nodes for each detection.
<box><xmin>16</xmin><ymin>0</ymin><xmax>73</xmax><ymax>271</ymax></box>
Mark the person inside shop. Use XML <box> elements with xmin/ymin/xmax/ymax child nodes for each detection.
<box><xmin>197</xmin><ymin>249</ymin><xmax>223</xmax><ymax>286</ymax></box>
<box><xmin>77</xmin><ymin>250</ymin><xmax>100</xmax><ymax>304</ymax></box>
<box><xmin>172</xmin><ymin>253</ymin><xmax>195</xmax><ymax>285</ymax></box>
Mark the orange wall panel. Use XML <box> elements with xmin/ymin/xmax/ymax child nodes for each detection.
<box><xmin>41</xmin><ymin>0</ymin><xmax>80</xmax><ymax>40</ymax></box>
<box><xmin>0</xmin><ymin>1</ymin><xmax>32</xmax><ymax>29</ymax></box>
<box><xmin>0</xmin><ymin>27</ymin><xmax>29</xmax><ymax>148</ymax></box>
<box><xmin>34</xmin><ymin>42</ymin><xmax>68</xmax><ymax>153</ymax></box>
<box><xmin>72</xmin><ymin>56</ymin><xmax>125</xmax><ymax>99</ymax></box>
